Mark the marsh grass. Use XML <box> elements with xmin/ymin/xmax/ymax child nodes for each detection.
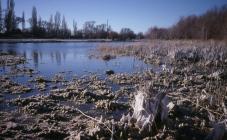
<box><xmin>96</xmin><ymin>40</ymin><xmax>227</xmax><ymax>66</ymax></box>
<box><xmin>1</xmin><ymin>40</ymin><xmax>226</xmax><ymax>139</ymax></box>
<box><xmin>94</xmin><ymin>40</ymin><xmax>227</xmax><ymax>139</ymax></box>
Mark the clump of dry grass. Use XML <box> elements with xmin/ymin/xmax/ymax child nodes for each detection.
<box><xmin>92</xmin><ymin>40</ymin><xmax>227</xmax><ymax>139</ymax></box>
<box><xmin>94</xmin><ymin>40</ymin><xmax>227</xmax><ymax>66</ymax></box>
<box><xmin>119</xmin><ymin>84</ymin><xmax>172</xmax><ymax>137</ymax></box>
<box><xmin>0</xmin><ymin>53</ymin><xmax>26</xmax><ymax>66</ymax></box>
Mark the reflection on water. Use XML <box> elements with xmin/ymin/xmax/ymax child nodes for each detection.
<box><xmin>32</xmin><ymin>51</ymin><xmax>39</xmax><ymax>68</ymax></box>
<box><xmin>0</xmin><ymin>42</ymin><xmax>150</xmax><ymax>77</ymax></box>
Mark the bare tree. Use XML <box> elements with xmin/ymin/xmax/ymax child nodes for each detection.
<box><xmin>83</xmin><ymin>21</ymin><xmax>95</xmax><ymax>39</ymax></box>
<box><xmin>5</xmin><ymin>0</ymin><xmax>16</xmax><ymax>32</ymax></box>
<box><xmin>54</xmin><ymin>11</ymin><xmax>61</xmax><ymax>37</ymax></box>
<box><xmin>96</xmin><ymin>24</ymin><xmax>107</xmax><ymax>38</ymax></box>
<box><xmin>21</xmin><ymin>11</ymin><xmax>25</xmax><ymax>31</ymax></box>
<box><xmin>0</xmin><ymin>0</ymin><xmax>3</xmax><ymax>33</ymax></box>
<box><xmin>120</xmin><ymin>28</ymin><xmax>135</xmax><ymax>40</ymax></box>
<box><xmin>61</xmin><ymin>15</ymin><xmax>69</xmax><ymax>38</ymax></box>
<box><xmin>38</xmin><ymin>16</ymin><xmax>42</xmax><ymax>28</ymax></box>
<box><xmin>47</xmin><ymin>14</ymin><xmax>54</xmax><ymax>36</ymax></box>
<box><xmin>30</xmin><ymin>6</ymin><xmax>37</xmax><ymax>34</ymax></box>
<box><xmin>146</xmin><ymin>4</ymin><xmax>227</xmax><ymax>40</ymax></box>
<box><xmin>73</xmin><ymin>20</ymin><xmax>77</xmax><ymax>37</ymax></box>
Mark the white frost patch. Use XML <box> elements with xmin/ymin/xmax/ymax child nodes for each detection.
<box><xmin>121</xmin><ymin>90</ymin><xmax>170</xmax><ymax>133</ymax></box>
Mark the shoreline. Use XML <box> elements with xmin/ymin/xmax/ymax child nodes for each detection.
<box><xmin>0</xmin><ymin>39</ymin><xmax>143</xmax><ymax>43</ymax></box>
<box><xmin>0</xmin><ymin>40</ymin><xmax>227</xmax><ymax>139</ymax></box>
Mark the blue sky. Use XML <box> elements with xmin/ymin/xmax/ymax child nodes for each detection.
<box><xmin>2</xmin><ymin>0</ymin><xmax>227</xmax><ymax>33</ymax></box>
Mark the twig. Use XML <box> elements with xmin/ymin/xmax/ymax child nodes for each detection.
<box><xmin>75</xmin><ymin>108</ymin><xmax>113</xmax><ymax>135</ymax></box>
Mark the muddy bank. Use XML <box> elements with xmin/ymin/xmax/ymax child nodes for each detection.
<box><xmin>0</xmin><ymin>41</ymin><xmax>227</xmax><ymax>140</ymax></box>
<box><xmin>0</xmin><ymin>53</ymin><xmax>26</xmax><ymax>66</ymax></box>
<box><xmin>0</xmin><ymin>39</ymin><xmax>118</xmax><ymax>43</ymax></box>
<box><xmin>1</xmin><ymin>66</ymin><xmax>226</xmax><ymax>139</ymax></box>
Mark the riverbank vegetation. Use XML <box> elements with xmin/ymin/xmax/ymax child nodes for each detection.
<box><xmin>0</xmin><ymin>40</ymin><xmax>227</xmax><ymax>139</ymax></box>
<box><xmin>0</xmin><ymin>0</ymin><xmax>141</xmax><ymax>40</ymax></box>
<box><xmin>146</xmin><ymin>5</ymin><xmax>227</xmax><ymax>40</ymax></box>
<box><xmin>0</xmin><ymin>0</ymin><xmax>227</xmax><ymax>140</ymax></box>
<box><xmin>0</xmin><ymin>0</ymin><xmax>226</xmax><ymax>41</ymax></box>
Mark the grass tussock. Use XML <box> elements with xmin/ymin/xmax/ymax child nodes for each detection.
<box><xmin>95</xmin><ymin>40</ymin><xmax>227</xmax><ymax>65</ymax></box>
<box><xmin>93</xmin><ymin>40</ymin><xmax>227</xmax><ymax>139</ymax></box>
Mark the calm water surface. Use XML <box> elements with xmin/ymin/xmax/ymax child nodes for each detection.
<box><xmin>0</xmin><ymin>42</ymin><xmax>158</xmax><ymax>110</ymax></box>
<box><xmin>0</xmin><ymin>42</ymin><xmax>150</xmax><ymax>77</ymax></box>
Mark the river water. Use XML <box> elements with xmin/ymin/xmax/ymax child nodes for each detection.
<box><xmin>0</xmin><ymin>42</ymin><xmax>150</xmax><ymax>77</ymax></box>
<box><xmin>0</xmin><ymin>42</ymin><xmax>153</xmax><ymax>110</ymax></box>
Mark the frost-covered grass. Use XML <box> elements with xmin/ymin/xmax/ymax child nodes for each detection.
<box><xmin>94</xmin><ymin>40</ymin><xmax>227</xmax><ymax>139</ymax></box>
<box><xmin>96</xmin><ymin>40</ymin><xmax>227</xmax><ymax>65</ymax></box>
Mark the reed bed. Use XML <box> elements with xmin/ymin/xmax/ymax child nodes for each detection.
<box><xmin>92</xmin><ymin>40</ymin><xmax>227</xmax><ymax>139</ymax></box>
<box><xmin>0</xmin><ymin>40</ymin><xmax>226</xmax><ymax>139</ymax></box>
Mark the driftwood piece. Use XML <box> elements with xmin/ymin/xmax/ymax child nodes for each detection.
<box><xmin>121</xmin><ymin>90</ymin><xmax>169</xmax><ymax>135</ymax></box>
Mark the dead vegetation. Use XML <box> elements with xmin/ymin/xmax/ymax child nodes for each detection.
<box><xmin>88</xmin><ymin>40</ymin><xmax>227</xmax><ymax>139</ymax></box>
<box><xmin>95</xmin><ymin>40</ymin><xmax>227</xmax><ymax>66</ymax></box>
<box><xmin>0</xmin><ymin>40</ymin><xmax>227</xmax><ymax>139</ymax></box>
<box><xmin>0</xmin><ymin>52</ymin><xmax>26</xmax><ymax>66</ymax></box>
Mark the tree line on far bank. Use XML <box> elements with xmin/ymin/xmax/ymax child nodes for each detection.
<box><xmin>0</xmin><ymin>0</ymin><xmax>143</xmax><ymax>40</ymax></box>
<box><xmin>146</xmin><ymin>5</ymin><xmax>227</xmax><ymax>40</ymax></box>
<box><xmin>0</xmin><ymin>0</ymin><xmax>226</xmax><ymax>40</ymax></box>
